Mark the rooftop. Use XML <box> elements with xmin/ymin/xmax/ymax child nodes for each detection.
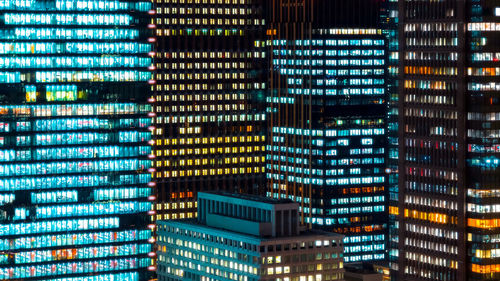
<box><xmin>158</xmin><ymin>219</ymin><xmax>344</xmax><ymax>241</ymax></box>
<box><xmin>201</xmin><ymin>190</ymin><xmax>294</xmax><ymax>205</ymax></box>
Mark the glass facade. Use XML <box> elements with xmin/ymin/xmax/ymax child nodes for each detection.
<box><xmin>0</xmin><ymin>1</ymin><xmax>154</xmax><ymax>280</ymax></box>
<box><xmin>152</xmin><ymin>0</ymin><xmax>267</xmax><ymax>220</ymax></box>
<box><xmin>267</xmin><ymin>0</ymin><xmax>388</xmax><ymax>264</ymax></box>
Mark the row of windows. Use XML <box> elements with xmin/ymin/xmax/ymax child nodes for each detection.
<box><xmin>405</xmin><ymin>223</ymin><xmax>458</xmax><ymax>240</ymax></box>
<box><xmin>469</xmin><ymin>82</ymin><xmax>500</xmax><ymax>91</ymax></box>
<box><xmin>405</xmin><ymin>195</ymin><xmax>457</xmax><ymax>210</ymax></box>
<box><xmin>274</xmin><ymin>59</ymin><xmax>385</xmax><ymax>67</ymax></box>
<box><xmin>406</xmin><ymin>181</ymin><xmax>458</xmax><ymax>196</ymax></box>
<box><xmin>344</xmin><ymin>234</ymin><xmax>385</xmax><ymax>244</ymax></box>
<box><xmin>273</xmin><ymin>138</ymin><xmax>374</xmax><ymax>147</ymax></box>
<box><xmin>405</xmin><ymin>108</ymin><xmax>457</xmax><ymax>120</ymax></box>
<box><xmin>156</xmin><ymin>19</ymin><xmax>260</xmax><ymax>28</ymax></box>
<box><xmin>278</xmin><ymin>174</ymin><xmax>385</xmax><ymax>186</ymax></box>
<box><xmin>274</xmin><ymin>163</ymin><xmax>383</xmax><ymax>177</ymax></box>
<box><xmin>6</xmin><ymin>27</ymin><xmax>139</xmax><ymax>40</ymax></box>
<box><xmin>157</xmin><ymin>51</ymin><xmax>263</xmax><ymax>61</ymax></box>
<box><xmin>312</xmin><ymin>216</ymin><xmax>382</xmax><ymax>225</ymax></box>
<box><xmin>156</xmin><ymin>156</ymin><xmax>264</xmax><ymax>167</ymax></box>
<box><xmin>15</xmin><ymin>243</ymin><xmax>151</xmax><ymax>264</ymax></box>
<box><xmin>158</xmin><ymin>28</ymin><xmax>246</xmax><ymax>36</ymax></box>
<box><xmin>159</xmin><ymin>146</ymin><xmax>263</xmax><ymax>156</ymax></box>
<box><xmin>31</xmin><ymin>132</ymin><xmax>108</xmax><ymax>146</ymax></box>
<box><xmin>404</xmin><ymin>66</ymin><xmax>457</xmax><ymax>76</ymax></box>
<box><xmin>0</xmin><ymin>1</ymin><xmax>151</xmax><ymax>11</ymax></box>
<box><xmin>0</xmin><ymin>174</ymin><xmax>150</xmax><ymax>191</ymax></box>
<box><xmin>158</xmin><ymin>0</ymin><xmax>251</xmax><ymax>4</ymax></box>
<box><xmin>157</xmin><ymin>166</ymin><xmax>263</xmax><ymax>178</ymax></box>
<box><xmin>331</xmin><ymin>196</ymin><xmax>384</xmax><ymax>205</ymax></box>
<box><xmin>35</xmin><ymin>70</ymin><xmax>151</xmax><ymax>83</ymax></box>
<box><xmin>316</xmin><ymin>79</ymin><xmax>385</xmax><ymax>86</ymax></box>
<box><xmin>157</xmin><ymin>6</ymin><xmax>255</xmax><ymax>16</ymax></box>
<box><xmin>0</xmin><ymin>230</ymin><xmax>151</xmax><ymax>251</ymax></box>
<box><xmin>405</xmin><ymin>252</ymin><xmax>458</xmax><ymax>269</ymax></box>
<box><xmin>49</xmin><ymin>272</ymin><xmax>139</xmax><ymax>281</ymax></box>
<box><xmin>404</xmin><ymin>79</ymin><xmax>454</xmax><ymax>91</ymax></box>
<box><xmin>467</xmin><ymin>189</ymin><xmax>500</xmax><ymax>198</ymax></box>
<box><xmin>281</xmin><ymin>68</ymin><xmax>384</xmax><ymax>77</ymax></box>
<box><xmin>154</xmin><ymin>81</ymin><xmax>259</xmax><ymax>91</ymax></box>
<box><xmin>468</xmin><ymin>22</ymin><xmax>500</xmax><ymax>31</ymax></box>
<box><xmin>468</xmin><ymin>203</ymin><xmax>500</xmax><ymax>213</ymax></box>
<box><xmin>0</xmin><ymin>70</ymin><xmax>151</xmax><ymax>83</ymax></box>
<box><xmin>345</xmin><ymin>253</ymin><xmax>385</xmax><ymax>263</ymax></box>
<box><xmin>0</xmin><ymin>103</ymin><xmax>151</xmax><ymax>117</ymax></box>
<box><xmin>404</xmin><ymin>37</ymin><xmax>458</xmax><ymax>47</ymax></box>
<box><xmin>272</xmin><ymin>39</ymin><xmax>385</xmax><ymax>47</ymax></box>
<box><xmin>471</xmin><ymin>52</ymin><xmax>500</xmax><ymax>62</ymax></box>
<box><xmin>0</xmin><ymin>217</ymin><xmax>119</xmax><ymax>236</ymax></box>
<box><xmin>0</xmin><ymin>42</ymin><xmax>151</xmax><ymax>55</ymax></box>
<box><xmin>28</xmin><ymin>146</ymin><xmax>150</xmax><ymax>161</ymax></box>
<box><xmin>344</xmin><ymin>243</ymin><xmax>385</xmax><ymax>254</ymax></box>
<box><xmin>0</xmin><ymin>257</ymin><xmax>150</xmax><ymax>280</ymax></box>
<box><xmin>404</xmin><ymin>22</ymin><xmax>457</xmax><ymax>32</ymax></box>
<box><xmin>34</xmin><ymin>118</ymin><xmax>111</xmax><ymax>131</ymax></box>
<box><xmin>94</xmin><ymin>187</ymin><xmax>152</xmax><ymax>201</ymax></box>
<box><xmin>272</xmin><ymin>127</ymin><xmax>385</xmax><ymax>137</ymax></box>
<box><xmin>0</xmin><ymin>159</ymin><xmax>150</xmax><ymax>176</ymax></box>
<box><xmin>5</xmin><ymin>13</ymin><xmax>132</xmax><ymax>26</ymax></box>
<box><xmin>0</xmin><ymin>56</ymin><xmax>151</xmax><ymax>69</ymax></box>
<box><xmin>405</xmin><ymin>237</ymin><xmax>457</xmax><ymax>255</ymax></box>
<box><xmin>274</xmin><ymin>49</ymin><xmax>384</xmax><ymax>57</ymax></box>
<box><xmin>469</xmin><ymin>157</ymin><xmax>500</xmax><ymax>168</ymax></box>
<box><xmin>156</xmin><ymin>135</ymin><xmax>263</xmax><ymax>146</ymax></box>
<box><xmin>35</xmin><ymin>201</ymin><xmax>151</xmax><ymax>219</ymax></box>
<box><xmin>328</xmin><ymin>206</ymin><xmax>385</xmax><ymax>215</ymax></box>
<box><xmin>468</xmin><ymin>67</ymin><xmax>500</xmax><ymax>76</ymax></box>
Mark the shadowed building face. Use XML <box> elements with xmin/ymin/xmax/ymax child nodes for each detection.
<box><xmin>267</xmin><ymin>0</ymin><xmax>389</xmax><ymax>264</ymax></box>
<box><xmin>399</xmin><ymin>1</ymin><xmax>500</xmax><ymax>280</ymax></box>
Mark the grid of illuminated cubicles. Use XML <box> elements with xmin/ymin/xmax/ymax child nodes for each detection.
<box><xmin>0</xmin><ymin>1</ymin><xmax>154</xmax><ymax>280</ymax></box>
<box><xmin>267</xmin><ymin>30</ymin><xmax>387</xmax><ymax>263</ymax></box>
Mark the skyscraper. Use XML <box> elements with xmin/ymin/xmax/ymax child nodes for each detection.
<box><xmin>267</xmin><ymin>0</ymin><xmax>388</xmax><ymax>263</ymax></box>
<box><xmin>152</xmin><ymin>0</ymin><xmax>267</xmax><ymax>221</ymax></box>
<box><xmin>0</xmin><ymin>1</ymin><xmax>154</xmax><ymax>280</ymax></box>
<box><xmin>398</xmin><ymin>1</ymin><xmax>500</xmax><ymax>280</ymax></box>
<box><xmin>383</xmin><ymin>0</ymin><xmax>399</xmax><ymax>277</ymax></box>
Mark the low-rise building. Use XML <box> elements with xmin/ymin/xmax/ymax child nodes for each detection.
<box><xmin>157</xmin><ymin>191</ymin><xmax>345</xmax><ymax>281</ymax></box>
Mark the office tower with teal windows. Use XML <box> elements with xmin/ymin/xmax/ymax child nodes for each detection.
<box><xmin>0</xmin><ymin>1</ymin><xmax>155</xmax><ymax>280</ymax></box>
<box><xmin>267</xmin><ymin>0</ymin><xmax>388</xmax><ymax>263</ymax></box>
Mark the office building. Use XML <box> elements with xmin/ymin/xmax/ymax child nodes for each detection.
<box><xmin>383</xmin><ymin>0</ymin><xmax>399</xmax><ymax>277</ymax></box>
<box><xmin>398</xmin><ymin>1</ymin><xmax>500</xmax><ymax>280</ymax></box>
<box><xmin>157</xmin><ymin>191</ymin><xmax>345</xmax><ymax>281</ymax></box>
<box><xmin>152</xmin><ymin>0</ymin><xmax>267</xmax><ymax>221</ymax></box>
<box><xmin>0</xmin><ymin>1</ymin><xmax>154</xmax><ymax>280</ymax></box>
<box><xmin>267</xmin><ymin>0</ymin><xmax>387</xmax><ymax>263</ymax></box>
